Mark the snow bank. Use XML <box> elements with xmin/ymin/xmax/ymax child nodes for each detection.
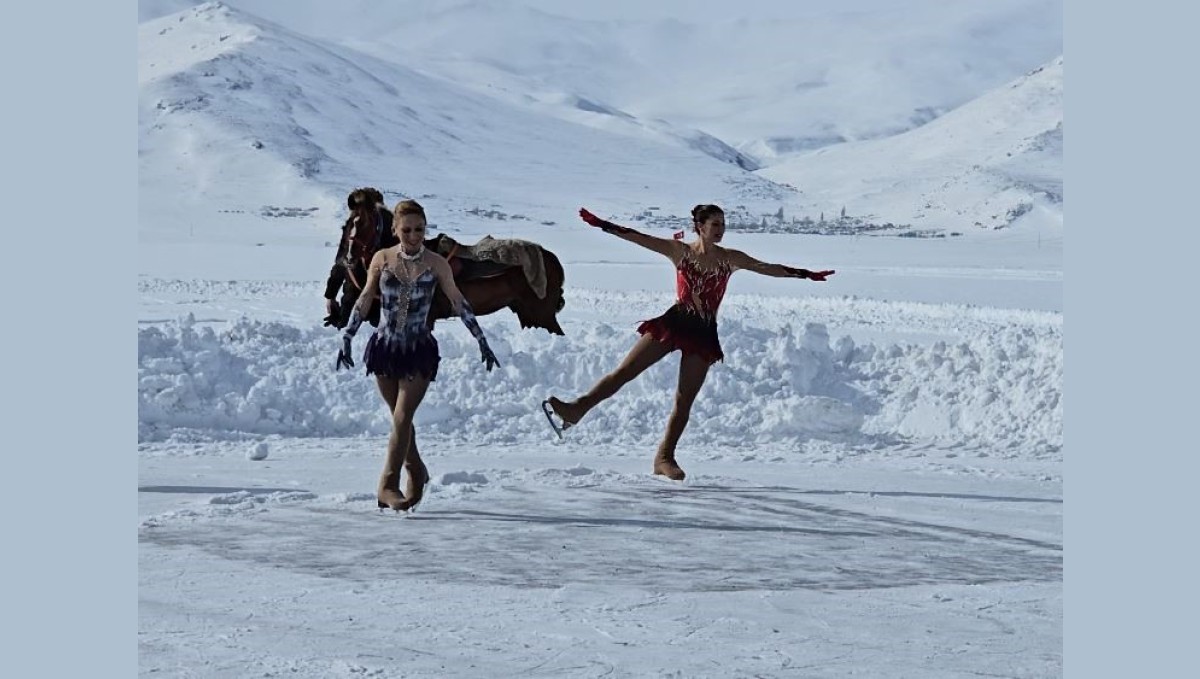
<box><xmin>138</xmin><ymin>312</ymin><xmax>1061</xmax><ymax>454</ymax></box>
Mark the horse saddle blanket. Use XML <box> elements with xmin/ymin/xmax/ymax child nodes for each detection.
<box><xmin>434</xmin><ymin>234</ymin><xmax>549</xmax><ymax>299</ymax></box>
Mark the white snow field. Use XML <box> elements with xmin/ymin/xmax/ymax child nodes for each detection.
<box><xmin>139</xmin><ymin>3</ymin><xmax>1062</xmax><ymax>677</ymax></box>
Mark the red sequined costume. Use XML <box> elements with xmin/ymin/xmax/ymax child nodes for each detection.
<box><xmin>636</xmin><ymin>253</ymin><xmax>732</xmax><ymax>363</ymax></box>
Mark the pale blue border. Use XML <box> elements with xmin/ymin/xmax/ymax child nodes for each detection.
<box><xmin>1</xmin><ymin>2</ymin><xmax>132</xmax><ymax>675</ymax></box>
<box><xmin>1065</xmin><ymin>0</ymin><xmax>1196</xmax><ymax>676</ymax></box>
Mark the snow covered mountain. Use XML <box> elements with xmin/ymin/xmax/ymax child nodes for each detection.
<box><xmin>759</xmin><ymin>57</ymin><xmax>1063</xmax><ymax>232</ymax></box>
<box><xmin>138</xmin><ymin>2</ymin><xmax>792</xmax><ymax>235</ymax></box>
<box><xmin>139</xmin><ymin>1</ymin><xmax>1062</xmax><ymax>237</ymax></box>
<box><xmin>140</xmin><ymin>0</ymin><xmax>1063</xmax><ymax>166</ymax></box>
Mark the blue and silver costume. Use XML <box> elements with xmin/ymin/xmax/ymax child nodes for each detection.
<box><xmin>339</xmin><ymin>252</ymin><xmax>497</xmax><ymax>380</ymax></box>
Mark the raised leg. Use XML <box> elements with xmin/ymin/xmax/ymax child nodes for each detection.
<box><xmin>548</xmin><ymin>334</ymin><xmax>672</xmax><ymax>426</ymax></box>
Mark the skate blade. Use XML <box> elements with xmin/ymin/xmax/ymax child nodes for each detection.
<box><xmin>540</xmin><ymin>399</ymin><xmax>569</xmax><ymax>439</ymax></box>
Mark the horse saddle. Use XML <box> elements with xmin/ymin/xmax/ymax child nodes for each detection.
<box><xmin>451</xmin><ymin>255</ymin><xmax>512</xmax><ymax>281</ymax></box>
<box><xmin>426</xmin><ymin>233</ymin><xmax>548</xmax><ymax>297</ymax></box>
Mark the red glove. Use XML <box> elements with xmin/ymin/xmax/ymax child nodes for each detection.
<box><xmin>802</xmin><ymin>269</ymin><xmax>835</xmax><ymax>281</ymax></box>
<box><xmin>578</xmin><ymin>208</ymin><xmax>607</xmax><ymax>228</ymax></box>
<box><xmin>579</xmin><ymin>208</ymin><xmax>632</xmax><ymax>235</ymax></box>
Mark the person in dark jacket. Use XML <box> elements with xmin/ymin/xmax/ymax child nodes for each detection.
<box><xmin>323</xmin><ymin>187</ymin><xmax>400</xmax><ymax>328</ymax></box>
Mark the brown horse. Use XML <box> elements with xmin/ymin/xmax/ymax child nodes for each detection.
<box><xmin>426</xmin><ymin>236</ymin><xmax>566</xmax><ymax>336</ymax></box>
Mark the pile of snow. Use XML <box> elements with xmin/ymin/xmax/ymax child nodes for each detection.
<box><xmin>138</xmin><ymin>311</ymin><xmax>1061</xmax><ymax>454</ymax></box>
<box><xmin>246</xmin><ymin>440</ymin><xmax>269</xmax><ymax>460</ymax></box>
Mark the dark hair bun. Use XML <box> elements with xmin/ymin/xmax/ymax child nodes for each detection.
<box><xmin>691</xmin><ymin>203</ymin><xmax>724</xmax><ymax>224</ymax></box>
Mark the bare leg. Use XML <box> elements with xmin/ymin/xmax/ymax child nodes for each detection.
<box><xmin>374</xmin><ymin>377</ymin><xmax>403</xmax><ymax>506</ymax></box>
<box><xmin>375</xmin><ymin>375</ymin><xmax>400</xmax><ymax>413</ymax></box>
<box><xmin>375</xmin><ymin>375</ymin><xmax>431</xmax><ymax>510</ymax></box>
<box><xmin>654</xmin><ymin>353</ymin><xmax>712</xmax><ymax>481</ymax></box>
<box><xmin>392</xmin><ymin>376</ymin><xmax>432</xmax><ymax>511</ymax></box>
<box><xmin>374</xmin><ymin>377</ymin><xmax>402</xmax><ymax>498</ymax></box>
<box><xmin>401</xmin><ymin>421</ymin><xmax>427</xmax><ymax>510</ymax></box>
<box><xmin>548</xmin><ymin>334</ymin><xmax>672</xmax><ymax>425</ymax></box>
<box><xmin>375</xmin><ymin>376</ymin><xmax>425</xmax><ymax>500</ymax></box>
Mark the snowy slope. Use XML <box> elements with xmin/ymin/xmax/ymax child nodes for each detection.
<box><xmin>138</xmin><ymin>2</ymin><xmax>792</xmax><ymax>235</ymax></box>
<box><xmin>139</xmin><ymin>0</ymin><xmax>1062</xmax><ymax>163</ymax></box>
<box><xmin>139</xmin><ymin>2</ymin><xmax>1063</xmax><ymax>238</ymax></box>
<box><xmin>170</xmin><ymin>0</ymin><xmax>1061</xmax><ymax>160</ymax></box>
<box><xmin>759</xmin><ymin>57</ymin><xmax>1063</xmax><ymax>232</ymax></box>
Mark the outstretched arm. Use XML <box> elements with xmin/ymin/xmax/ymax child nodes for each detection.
<box><xmin>725</xmin><ymin>248</ymin><xmax>835</xmax><ymax>281</ymax></box>
<box><xmin>431</xmin><ymin>255</ymin><xmax>500</xmax><ymax>372</ymax></box>
<box><xmin>335</xmin><ymin>252</ymin><xmax>385</xmax><ymax>370</ymax></box>
<box><xmin>579</xmin><ymin>208</ymin><xmax>685</xmax><ymax>262</ymax></box>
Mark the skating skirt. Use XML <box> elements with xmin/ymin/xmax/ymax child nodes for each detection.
<box><xmin>363</xmin><ymin>333</ymin><xmax>440</xmax><ymax>381</ymax></box>
<box><xmin>636</xmin><ymin>303</ymin><xmax>723</xmax><ymax>364</ymax></box>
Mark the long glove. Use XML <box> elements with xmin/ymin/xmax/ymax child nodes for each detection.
<box><xmin>335</xmin><ymin>308</ymin><xmax>364</xmax><ymax>370</ymax></box>
<box><xmin>579</xmin><ymin>207</ymin><xmax>611</xmax><ymax>229</ymax></box>
<box><xmin>336</xmin><ymin>335</ymin><xmax>354</xmax><ymax>370</ymax></box>
<box><xmin>479</xmin><ymin>338</ymin><xmax>500</xmax><ymax>372</ymax></box>
<box><xmin>798</xmin><ymin>269</ymin><xmax>836</xmax><ymax>281</ymax></box>
<box><xmin>458</xmin><ymin>299</ymin><xmax>500</xmax><ymax>372</ymax></box>
<box><xmin>578</xmin><ymin>208</ymin><xmax>630</xmax><ymax>235</ymax></box>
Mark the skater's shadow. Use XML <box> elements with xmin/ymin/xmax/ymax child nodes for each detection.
<box><xmin>421</xmin><ymin>509</ymin><xmax>874</xmax><ymax>537</ymax></box>
<box><xmin>684</xmin><ymin>486</ymin><xmax>1062</xmax><ymax>505</ymax></box>
<box><xmin>138</xmin><ymin>485</ymin><xmax>307</xmax><ymax>495</ymax></box>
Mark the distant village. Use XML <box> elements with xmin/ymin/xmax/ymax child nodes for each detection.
<box><xmin>628</xmin><ymin>205</ymin><xmax>959</xmax><ymax>238</ymax></box>
<box><xmin>244</xmin><ymin>198</ymin><xmax>961</xmax><ymax>239</ymax></box>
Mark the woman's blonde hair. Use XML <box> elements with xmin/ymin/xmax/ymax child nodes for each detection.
<box><xmin>393</xmin><ymin>199</ymin><xmax>426</xmax><ymax>223</ymax></box>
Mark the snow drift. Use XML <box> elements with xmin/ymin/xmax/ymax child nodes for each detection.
<box><xmin>138</xmin><ymin>308</ymin><xmax>1061</xmax><ymax>455</ymax></box>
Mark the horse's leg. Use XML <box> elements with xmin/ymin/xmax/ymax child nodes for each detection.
<box><xmin>501</xmin><ymin>269</ymin><xmax>540</xmax><ymax>330</ymax></box>
<box><xmin>541</xmin><ymin>251</ymin><xmax>566</xmax><ymax>335</ymax></box>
